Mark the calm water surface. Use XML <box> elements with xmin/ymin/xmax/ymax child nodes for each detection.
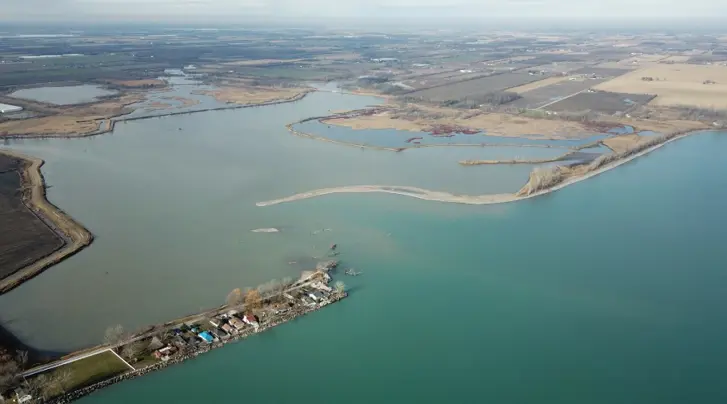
<box><xmin>81</xmin><ymin>131</ymin><xmax>727</xmax><ymax>404</ymax></box>
<box><xmin>10</xmin><ymin>85</ymin><xmax>118</xmax><ymax>105</ymax></box>
<box><xmin>0</xmin><ymin>91</ymin><xmax>537</xmax><ymax>351</ymax></box>
<box><xmin>296</xmin><ymin>120</ymin><xmax>611</xmax><ymax>149</ymax></box>
<box><xmin>2</xmin><ymin>87</ymin><xmax>726</xmax><ymax>403</ymax></box>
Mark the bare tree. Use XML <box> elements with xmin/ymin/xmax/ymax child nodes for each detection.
<box><xmin>244</xmin><ymin>289</ymin><xmax>262</xmax><ymax>310</ymax></box>
<box><xmin>120</xmin><ymin>341</ymin><xmax>146</xmax><ymax>362</ymax></box>
<box><xmin>53</xmin><ymin>368</ymin><xmax>74</xmax><ymax>393</ymax></box>
<box><xmin>15</xmin><ymin>350</ymin><xmax>28</xmax><ymax>368</ymax></box>
<box><xmin>225</xmin><ymin>288</ymin><xmax>243</xmax><ymax>306</ymax></box>
<box><xmin>27</xmin><ymin>374</ymin><xmax>50</xmax><ymax>400</ymax></box>
<box><xmin>0</xmin><ymin>361</ymin><xmax>20</xmax><ymax>391</ymax></box>
<box><xmin>104</xmin><ymin>324</ymin><xmax>126</xmax><ymax>345</ymax></box>
<box><xmin>334</xmin><ymin>281</ymin><xmax>346</xmax><ymax>295</ymax></box>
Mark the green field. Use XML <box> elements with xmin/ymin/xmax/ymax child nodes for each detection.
<box><xmin>30</xmin><ymin>350</ymin><xmax>131</xmax><ymax>397</ymax></box>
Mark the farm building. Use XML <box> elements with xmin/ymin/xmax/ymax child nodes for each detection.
<box><xmin>0</xmin><ymin>103</ymin><xmax>22</xmax><ymax>114</ymax></box>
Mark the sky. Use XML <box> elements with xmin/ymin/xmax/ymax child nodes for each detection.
<box><xmin>2</xmin><ymin>0</ymin><xmax>726</xmax><ymax>23</ymax></box>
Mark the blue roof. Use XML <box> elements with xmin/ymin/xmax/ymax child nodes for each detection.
<box><xmin>198</xmin><ymin>331</ymin><xmax>214</xmax><ymax>342</ymax></box>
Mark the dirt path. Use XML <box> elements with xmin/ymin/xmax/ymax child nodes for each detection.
<box><xmin>0</xmin><ymin>149</ymin><xmax>93</xmax><ymax>294</ymax></box>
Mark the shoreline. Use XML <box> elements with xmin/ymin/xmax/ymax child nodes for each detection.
<box><xmin>256</xmin><ymin>129</ymin><xmax>713</xmax><ymax>207</ymax></box>
<box><xmin>25</xmin><ymin>269</ymin><xmax>347</xmax><ymax>403</ymax></box>
<box><xmin>0</xmin><ymin>149</ymin><xmax>93</xmax><ymax>294</ymax></box>
<box><xmin>0</xmin><ymin>89</ymin><xmax>312</xmax><ymax>292</ymax></box>
<box><xmin>287</xmin><ymin>119</ymin><xmax>580</xmax><ymax>153</ymax></box>
<box><xmin>0</xmin><ymin>90</ymin><xmax>312</xmax><ymax>140</ymax></box>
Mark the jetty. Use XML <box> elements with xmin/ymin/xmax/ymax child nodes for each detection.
<box><xmin>19</xmin><ymin>268</ymin><xmax>347</xmax><ymax>404</ymax></box>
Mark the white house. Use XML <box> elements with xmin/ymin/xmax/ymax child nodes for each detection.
<box><xmin>15</xmin><ymin>389</ymin><xmax>32</xmax><ymax>404</ymax></box>
<box><xmin>0</xmin><ymin>103</ymin><xmax>23</xmax><ymax>114</ymax></box>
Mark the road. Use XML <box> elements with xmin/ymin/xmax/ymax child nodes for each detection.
<box><xmin>536</xmin><ymin>89</ymin><xmax>587</xmax><ymax>110</ymax></box>
<box><xmin>22</xmin><ymin>348</ymin><xmax>114</xmax><ymax>377</ymax></box>
<box><xmin>21</xmin><ymin>276</ymin><xmax>325</xmax><ymax>378</ymax></box>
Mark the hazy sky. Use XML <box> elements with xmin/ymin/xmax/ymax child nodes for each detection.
<box><xmin>3</xmin><ymin>0</ymin><xmax>726</xmax><ymax>22</ymax></box>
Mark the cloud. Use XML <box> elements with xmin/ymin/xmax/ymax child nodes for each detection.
<box><xmin>2</xmin><ymin>0</ymin><xmax>726</xmax><ymax>22</ymax></box>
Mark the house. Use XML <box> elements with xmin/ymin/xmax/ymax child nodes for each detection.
<box><xmin>209</xmin><ymin>318</ymin><xmax>223</xmax><ymax>328</ymax></box>
<box><xmin>0</xmin><ymin>103</ymin><xmax>22</xmax><ymax>114</ymax></box>
<box><xmin>15</xmin><ymin>389</ymin><xmax>32</xmax><ymax>404</ymax></box>
<box><xmin>154</xmin><ymin>346</ymin><xmax>177</xmax><ymax>360</ymax></box>
<box><xmin>242</xmin><ymin>314</ymin><xmax>259</xmax><ymax>328</ymax></box>
<box><xmin>308</xmin><ymin>291</ymin><xmax>325</xmax><ymax>302</ymax></box>
<box><xmin>228</xmin><ymin>316</ymin><xmax>245</xmax><ymax>330</ymax></box>
<box><xmin>310</xmin><ymin>281</ymin><xmax>332</xmax><ymax>293</ymax></box>
<box><xmin>221</xmin><ymin>323</ymin><xmax>235</xmax><ymax>335</ymax></box>
<box><xmin>148</xmin><ymin>336</ymin><xmax>165</xmax><ymax>351</ymax></box>
<box><xmin>198</xmin><ymin>331</ymin><xmax>215</xmax><ymax>343</ymax></box>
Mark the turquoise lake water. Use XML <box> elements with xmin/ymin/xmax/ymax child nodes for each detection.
<box><xmin>79</xmin><ymin>131</ymin><xmax>727</xmax><ymax>404</ymax></box>
<box><xmin>1</xmin><ymin>85</ymin><xmax>726</xmax><ymax>402</ymax></box>
<box><xmin>0</xmin><ymin>91</ymin><xmax>541</xmax><ymax>351</ymax></box>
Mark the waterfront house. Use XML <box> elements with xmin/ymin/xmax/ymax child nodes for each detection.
<box><xmin>221</xmin><ymin>323</ymin><xmax>235</xmax><ymax>335</ymax></box>
<box><xmin>209</xmin><ymin>318</ymin><xmax>223</xmax><ymax>328</ymax></box>
<box><xmin>310</xmin><ymin>281</ymin><xmax>332</xmax><ymax>293</ymax></box>
<box><xmin>308</xmin><ymin>291</ymin><xmax>324</xmax><ymax>302</ymax></box>
<box><xmin>198</xmin><ymin>331</ymin><xmax>215</xmax><ymax>343</ymax></box>
<box><xmin>15</xmin><ymin>389</ymin><xmax>32</xmax><ymax>404</ymax></box>
<box><xmin>243</xmin><ymin>314</ymin><xmax>260</xmax><ymax>328</ymax></box>
<box><xmin>154</xmin><ymin>346</ymin><xmax>177</xmax><ymax>361</ymax></box>
<box><xmin>148</xmin><ymin>336</ymin><xmax>164</xmax><ymax>351</ymax></box>
<box><xmin>228</xmin><ymin>316</ymin><xmax>245</xmax><ymax>330</ymax></box>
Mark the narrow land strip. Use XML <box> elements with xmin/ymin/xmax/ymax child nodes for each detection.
<box><xmin>257</xmin><ymin>129</ymin><xmax>712</xmax><ymax>207</ymax></box>
<box><xmin>0</xmin><ymin>149</ymin><xmax>93</xmax><ymax>294</ymax></box>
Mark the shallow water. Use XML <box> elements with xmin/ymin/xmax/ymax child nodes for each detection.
<box><xmin>296</xmin><ymin>120</ymin><xmax>611</xmax><ymax>148</ymax></box>
<box><xmin>82</xmin><ymin>131</ymin><xmax>727</xmax><ymax>404</ymax></box>
<box><xmin>10</xmin><ymin>85</ymin><xmax>118</xmax><ymax>105</ymax></box>
<box><xmin>0</xmin><ymin>91</ymin><xmax>541</xmax><ymax>351</ymax></box>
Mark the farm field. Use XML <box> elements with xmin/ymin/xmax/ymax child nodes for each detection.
<box><xmin>572</xmin><ymin>67</ymin><xmax>632</xmax><ymax>77</ymax></box>
<box><xmin>594</xmin><ymin>63</ymin><xmax>727</xmax><ymax>108</ymax></box>
<box><xmin>0</xmin><ymin>154</ymin><xmax>64</xmax><ymax>280</ymax></box>
<box><xmin>406</xmin><ymin>72</ymin><xmax>548</xmax><ymax>101</ymax></box>
<box><xmin>400</xmin><ymin>71</ymin><xmax>492</xmax><ymax>90</ymax></box>
<box><xmin>545</xmin><ymin>91</ymin><xmax>655</xmax><ymax>114</ymax></box>
<box><xmin>508</xmin><ymin>78</ymin><xmax>607</xmax><ymax>109</ymax></box>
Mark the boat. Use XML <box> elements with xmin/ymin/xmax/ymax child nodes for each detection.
<box><xmin>330</xmin><ymin>243</ymin><xmax>337</xmax><ymax>250</ymax></box>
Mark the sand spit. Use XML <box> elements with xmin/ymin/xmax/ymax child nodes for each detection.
<box><xmin>257</xmin><ymin>130</ymin><xmax>708</xmax><ymax>207</ymax></box>
<box><xmin>459</xmin><ymin>150</ymin><xmax>578</xmax><ymax>165</ymax></box>
<box><xmin>0</xmin><ymin>149</ymin><xmax>93</xmax><ymax>294</ymax></box>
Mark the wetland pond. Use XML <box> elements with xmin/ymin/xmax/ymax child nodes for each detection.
<box><xmin>10</xmin><ymin>85</ymin><xmax>119</xmax><ymax>105</ymax></box>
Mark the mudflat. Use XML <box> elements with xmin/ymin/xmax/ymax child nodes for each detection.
<box><xmin>0</xmin><ymin>154</ymin><xmax>64</xmax><ymax>280</ymax></box>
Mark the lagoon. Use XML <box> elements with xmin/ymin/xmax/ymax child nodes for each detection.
<box><xmin>0</xmin><ymin>90</ymin><xmax>539</xmax><ymax>351</ymax></box>
<box><xmin>10</xmin><ymin>85</ymin><xmax>118</xmax><ymax>105</ymax></box>
<box><xmin>82</xmin><ymin>131</ymin><xmax>727</xmax><ymax>404</ymax></box>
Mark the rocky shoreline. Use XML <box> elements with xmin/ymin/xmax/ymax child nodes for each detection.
<box><xmin>47</xmin><ymin>293</ymin><xmax>346</xmax><ymax>404</ymax></box>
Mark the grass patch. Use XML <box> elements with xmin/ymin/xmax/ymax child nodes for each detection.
<box><xmin>30</xmin><ymin>351</ymin><xmax>130</xmax><ymax>398</ymax></box>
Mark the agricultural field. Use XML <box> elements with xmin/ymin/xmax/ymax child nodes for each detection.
<box><xmin>594</xmin><ymin>63</ymin><xmax>727</xmax><ymax>108</ymax></box>
<box><xmin>406</xmin><ymin>72</ymin><xmax>549</xmax><ymax>101</ymax></box>
<box><xmin>508</xmin><ymin>78</ymin><xmax>608</xmax><ymax>109</ymax></box>
<box><xmin>0</xmin><ymin>155</ymin><xmax>64</xmax><ymax>280</ymax></box>
<box><xmin>399</xmin><ymin>71</ymin><xmax>492</xmax><ymax>90</ymax></box>
<box><xmin>571</xmin><ymin>67</ymin><xmax>632</xmax><ymax>77</ymax></box>
<box><xmin>545</xmin><ymin>91</ymin><xmax>655</xmax><ymax>114</ymax></box>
